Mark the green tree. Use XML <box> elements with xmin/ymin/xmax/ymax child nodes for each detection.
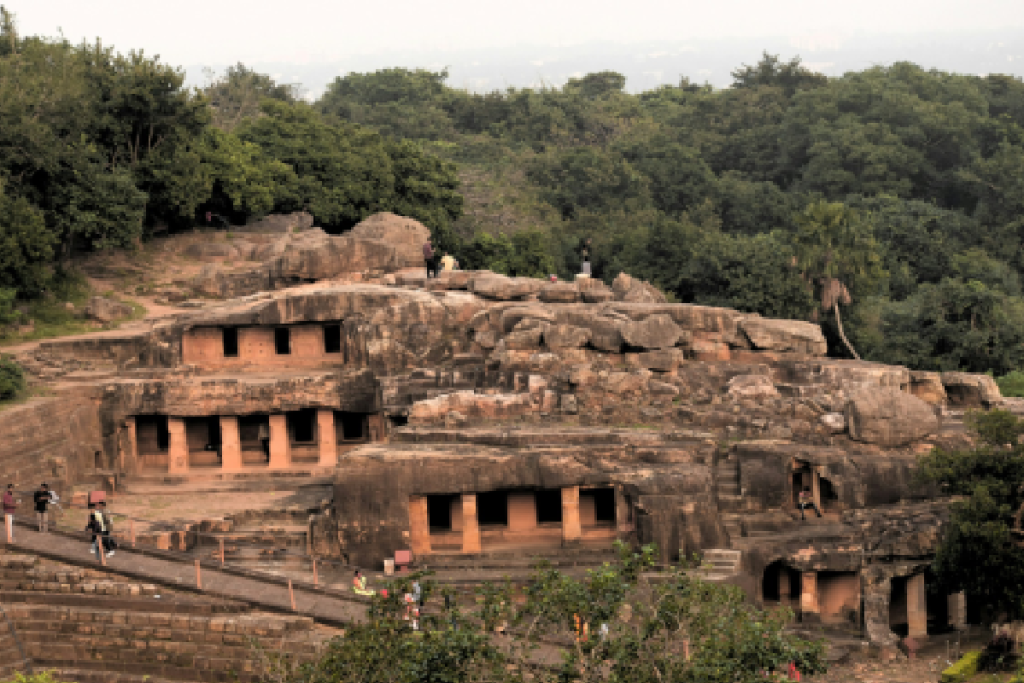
<box><xmin>0</xmin><ymin>180</ymin><xmax>56</xmax><ymax>295</ymax></box>
<box><xmin>0</xmin><ymin>354</ymin><xmax>25</xmax><ymax>401</ymax></box>
<box><xmin>204</xmin><ymin>63</ymin><xmax>299</xmax><ymax>132</ymax></box>
<box><xmin>790</xmin><ymin>200</ymin><xmax>885</xmax><ymax>359</ymax></box>
<box><xmin>917</xmin><ymin>410</ymin><xmax>1024</xmax><ymax>621</ymax></box>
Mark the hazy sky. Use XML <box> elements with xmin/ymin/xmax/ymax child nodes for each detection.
<box><xmin>9</xmin><ymin>0</ymin><xmax>1024</xmax><ymax>66</ymax></box>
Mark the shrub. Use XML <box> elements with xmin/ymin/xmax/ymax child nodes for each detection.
<box><xmin>0</xmin><ymin>355</ymin><xmax>26</xmax><ymax>401</ymax></box>
<box><xmin>997</xmin><ymin>370</ymin><xmax>1024</xmax><ymax>398</ymax></box>
<box><xmin>941</xmin><ymin>650</ymin><xmax>981</xmax><ymax>683</ymax></box>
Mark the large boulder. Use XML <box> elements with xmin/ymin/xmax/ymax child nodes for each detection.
<box><xmin>909</xmin><ymin>371</ymin><xmax>947</xmax><ymax>406</ymax></box>
<box><xmin>739</xmin><ymin>317</ymin><xmax>827</xmax><ymax>355</ymax></box>
<box><xmin>469</xmin><ymin>275</ymin><xmax>545</xmax><ymax>301</ymax></box>
<box><xmin>183</xmin><ymin>242</ymin><xmax>240</xmax><ymax>261</ymax></box>
<box><xmin>84</xmin><ymin>297</ymin><xmax>133</xmax><ymax>323</ymax></box>
<box><xmin>539</xmin><ymin>282</ymin><xmax>580</xmax><ymax>303</ymax></box>
<box><xmin>348</xmin><ymin>212</ymin><xmax>432</xmax><ymax>269</ymax></box>
<box><xmin>941</xmin><ymin>372</ymin><xmax>1002</xmax><ymax>408</ymax></box>
<box><xmin>270</xmin><ymin>231</ymin><xmax>398</xmax><ymax>282</ymax></box>
<box><xmin>621</xmin><ymin>314</ymin><xmax>683</xmax><ymax>350</ymax></box>
<box><xmin>845</xmin><ymin>388</ymin><xmax>939</xmax><ymax>447</ymax></box>
<box><xmin>612</xmin><ymin>273</ymin><xmax>667</xmax><ymax>304</ymax></box>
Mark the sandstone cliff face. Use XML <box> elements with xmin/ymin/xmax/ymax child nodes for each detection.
<box><xmin>5</xmin><ymin>263</ymin><xmax>1006</xmax><ymax>649</ymax></box>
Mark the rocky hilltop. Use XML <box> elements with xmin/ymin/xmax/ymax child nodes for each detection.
<box><xmin>0</xmin><ymin>213</ymin><xmax>1007</xmax><ymax>650</ymax></box>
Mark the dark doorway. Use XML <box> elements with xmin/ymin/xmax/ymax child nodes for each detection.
<box><xmin>428</xmin><ymin>494</ymin><xmax>457</xmax><ymax>531</ymax></box>
<box><xmin>589</xmin><ymin>487</ymin><xmax>615</xmax><ymax>522</ymax></box>
<box><xmin>136</xmin><ymin>416</ymin><xmax>170</xmax><ymax>451</ymax></box>
<box><xmin>324</xmin><ymin>324</ymin><xmax>342</xmax><ymax>354</ymax></box>
<box><xmin>289</xmin><ymin>409</ymin><xmax>317</xmax><ymax>443</ymax></box>
<box><xmin>889</xmin><ymin>576</ymin><xmax>910</xmax><ymax>637</ymax></box>
<box><xmin>762</xmin><ymin>561</ymin><xmax>800</xmax><ymax>602</ymax></box>
<box><xmin>222</xmin><ymin>328</ymin><xmax>239</xmax><ymax>357</ymax></box>
<box><xmin>274</xmin><ymin>328</ymin><xmax>291</xmax><ymax>355</ymax></box>
<box><xmin>389</xmin><ymin>414</ymin><xmax>408</xmax><ymax>428</ymax></box>
<box><xmin>820</xmin><ymin>477</ymin><xmax>838</xmax><ymax>504</ymax></box>
<box><xmin>477</xmin><ymin>491</ymin><xmax>508</xmax><ymax>526</ymax></box>
<box><xmin>337</xmin><ymin>412</ymin><xmax>367</xmax><ymax>441</ymax></box>
<box><xmin>925</xmin><ymin>569</ymin><xmax>951</xmax><ymax>635</ymax></box>
<box><xmin>536</xmin><ymin>489</ymin><xmax>563</xmax><ymax>524</ymax></box>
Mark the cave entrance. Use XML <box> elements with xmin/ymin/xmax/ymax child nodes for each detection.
<box><xmin>763</xmin><ymin>560</ymin><xmax>800</xmax><ymax>606</ymax></box>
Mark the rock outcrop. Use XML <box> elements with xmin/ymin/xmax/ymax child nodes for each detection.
<box><xmin>845</xmin><ymin>387</ymin><xmax>939</xmax><ymax>447</ymax></box>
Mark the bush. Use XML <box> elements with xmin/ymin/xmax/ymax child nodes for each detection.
<box><xmin>0</xmin><ymin>355</ymin><xmax>25</xmax><ymax>401</ymax></box>
<box><xmin>997</xmin><ymin>370</ymin><xmax>1024</xmax><ymax>398</ymax></box>
<box><xmin>941</xmin><ymin>650</ymin><xmax>981</xmax><ymax>683</ymax></box>
<box><xmin>980</xmin><ymin>632</ymin><xmax>1020</xmax><ymax>672</ymax></box>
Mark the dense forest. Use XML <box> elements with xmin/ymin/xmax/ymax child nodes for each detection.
<box><xmin>3</xmin><ymin>8</ymin><xmax>1024</xmax><ymax>379</ymax></box>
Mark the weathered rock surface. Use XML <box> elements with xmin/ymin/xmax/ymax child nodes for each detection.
<box><xmin>621</xmin><ymin>314</ymin><xmax>683</xmax><ymax>350</ymax></box>
<box><xmin>469</xmin><ymin>275</ymin><xmax>545</xmax><ymax>301</ymax></box>
<box><xmin>941</xmin><ymin>371</ymin><xmax>1002</xmax><ymax>407</ymax></box>
<box><xmin>539</xmin><ymin>282</ymin><xmax>580</xmax><ymax>303</ymax></box>
<box><xmin>845</xmin><ymin>387</ymin><xmax>939</xmax><ymax>447</ymax></box>
<box><xmin>239</xmin><ymin>210</ymin><xmax>314</xmax><ymax>233</ymax></box>
<box><xmin>545</xmin><ymin>324</ymin><xmax>592</xmax><ymax>350</ymax></box>
<box><xmin>740</xmin><ymin>317</ymin><xmax>827</xmax><ymax>355</ymax></box>
<box><xmin>84</xmin><ymin>297</ymin><xmax>133</xmax><ymax>323</ymax></box>
<box><xmin>348</xmin><ymin>212</ymin><xmax>432</xmax><ymax>269</ymax></box>
<box><xmin>727</xmin><ymin>375</ymin><xmax>780</xmax><ymax>400</ymax></box>
<box><xmin>612</xmin><ymin>272</ymin><xmax>667</xmax><ymax>303</ymax></box>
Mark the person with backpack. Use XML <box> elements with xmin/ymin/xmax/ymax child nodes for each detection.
<box><xmin>98</xmin><ymin>501</ymin><xmax>116</xmax><ymax>556</ymax></box>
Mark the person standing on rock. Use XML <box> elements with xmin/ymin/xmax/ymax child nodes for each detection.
<box><xmin>33</xmin><ymin>483</ymin><xmax>51</xmax><ymax>533</ymax></box>
<box><xmin>3</xmin><ymin>485</ymin><xmax>16</xmax><ymax>542</ymax></box>
<box><xmin>423</xmin><ymin>240</ymin><xmax>437</xmax><ymax>279</ymax></box>
<box><xmin>797</xmin><ymin>487</ymin><xmax>822</xmax><ymax>521</ymax></box>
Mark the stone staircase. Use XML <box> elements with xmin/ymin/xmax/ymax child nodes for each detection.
<box><xmin>714</xmin><ymin>454</ymin><xmax>745</xmax><ymax>515</ymax></box>
<box><xmin>692</xmin><ymin>549</ymin><xmax>742</xmax><ymax>582</ymax></box>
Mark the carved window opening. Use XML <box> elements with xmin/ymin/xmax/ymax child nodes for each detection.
<box><xmin>222</xmin><ymin>328</ymin><xmax>239</xmax><ymax>357</ymax></box>
<box><xmin>324</xmin><ymin>324</ymin><xmax>342</xmax><ymax>354</ymax></box>
<box><xmin>535</xmin><ymin>489</ymin><xmax>563</xmax><ymax>524</ymax></box>
<box><xmin>581</xmin><ymin>487</ymin><xmax>616</xmax><ymax>527</ymax></box>
<box><xmin>274</xmin><ymin>327</ymin><xmax>291</xmax><ymax>355</ymax></box>
<box><xmin>289</xmin><ymin>409</ymin><xmax>317</xmax><ymax>444</ymax></box>
<box><xmin>427</xmin><ymin>494</ymin><xmax>457</xmax><ymax>532</ymax></box>
<box><xmin>477</xmin><ymin>491</ymin><xmax>508</xmax><ymax>527</ymax></box>
<box><xmin>337</xmin><ymin>412</ymin><xmax>368</xmax><ymax>441</ymax></box>
<box><xmin>137</xmin><ymin>416</ymin><xmax>169</xmax><ymax>452</ymax></box>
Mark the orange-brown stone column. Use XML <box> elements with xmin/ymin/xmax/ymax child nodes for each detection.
<box><xmin>461</xmin><ymin>494</ymin><xmax>481</xmax><ymax>554</ymax></box>
<box><xmin>562</xmin><ymin>486</ymin><xmax>582</xmax><ymax>543</ymax></box>
<box><xmin>907</xmin><ymin>573</ymin><xmax>927</xmax><ymax>638</ymax></box>
<box><xmin>408</xmin><ymin>496</ymin><xmax>431</xmax><ymax>556</ymax></box>
<box><xmin>268</xmin><ymin>414</ymin><xmax>290</xmax><ymax>469</ymax></box>
<box><xmin>801</xmin><ymin>572</ymin><xmax>818</xmax><ymax>615</ymax></box>
<box><xmin>317</xmin><ymin>410</ymin><xmax>338</xmax><ymax>467</ymax></box>
<box><xmin>220</xmin><ymin>416</ymin><xmax>242</xmax><ymax>471</ymax></box>
<box><xmin>947</xmin><ymin>591</ymin><xmax>966</xmax><ymax>629</ymax></box>
<box><xmin>167</xmin><ymin>418</ymin><xmax>188</xmax><ymax>474</ymax></box>
<box><xmin>779</xmin><ymin>569</ymin><xmax>792</xmax><ymax>604</ymax></box>
<box><xmin>122</xmin><ymin>417</ymin><xmax>137</xmax><ymax>471</ymax></box>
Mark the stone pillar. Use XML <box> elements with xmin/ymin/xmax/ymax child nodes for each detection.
<box><xmin>461</xmin><ymin>494</ymin><xmax>481</xmax><ymax>554</ymax></box>
<box><xmin>615</xmin><ymin>487</ymin><xmax>632</xmax><ymax>535</ymax></box>
<box><xmin>167</xmin><ymin>418</ymin><xmax>188</xmax><ymax>474</ymax></box>
<box><xmin>801</xmin><ymin>572</ymin><xmax>819</xmax><ymax>615</ymax></box>
<box><xmin>811</xmin><ymin>469</ymin><xmax>822</xmax><ymax>511</ymax></box>
<box><xmin>220</xmin><ymin>416</ymin><xmax>242</xmax><ymax>471</ymax></box>
<box><xmin>317</xmin><ymin>410</ymin><xmax>338</xmax><ymax>467</ymax></box>
<box><xmin>268</xmin><ymin>414</ymin><xmax>290</xmax><ymax>469</ymax></box>
<box><xmin>122</xmin><ymin>417</ymin><xmax>137</xmax><ymax>471</ymax></box>
<box><xmin>562</xmin><ymin>486</ymin><xmax>582</xmax><ymax>543</ymax></box>
<box><xmin>408</xmin><ymin>496</ymin><xmax>431</xmax><ymax>556</ymax></box>
<box><xmin>947</xmin><ymin>592</ymin><xmax>966</xmax><ymax>629</ymax></box>
<box><xmin>907</xmin><ymin>573</ymin><xmax>928</xmax><ymax>638</ymax></box>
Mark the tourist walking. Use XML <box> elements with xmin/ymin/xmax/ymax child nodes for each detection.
<box><xmin>34</xmin><ymin>483</ymin><xmax>51</xmax><ymax>533</ymax></box>
<box><xmin>3</xmin><ymin>485</ymin><xmax>16</xmax><ymax>542</ymax></box>
<box><xmin>99</xmin><ymin>500</ymin><xmax>115</xmax><ymax>557</ymax></box>
<box><xmin>86</xmin><ymin>502</ymin><xmax>103</xmax><ymax>558</ymax></box>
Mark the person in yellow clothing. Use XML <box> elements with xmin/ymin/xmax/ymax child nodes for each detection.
<box><xmin>440</xmin><ymin>252</ymin><xmax>458</xmax><ymax>271</ymax></box>
<box><xmin>352</xmin><ymin>569</ymin><xmax>375</xmax><ymax>596</ymax></box>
